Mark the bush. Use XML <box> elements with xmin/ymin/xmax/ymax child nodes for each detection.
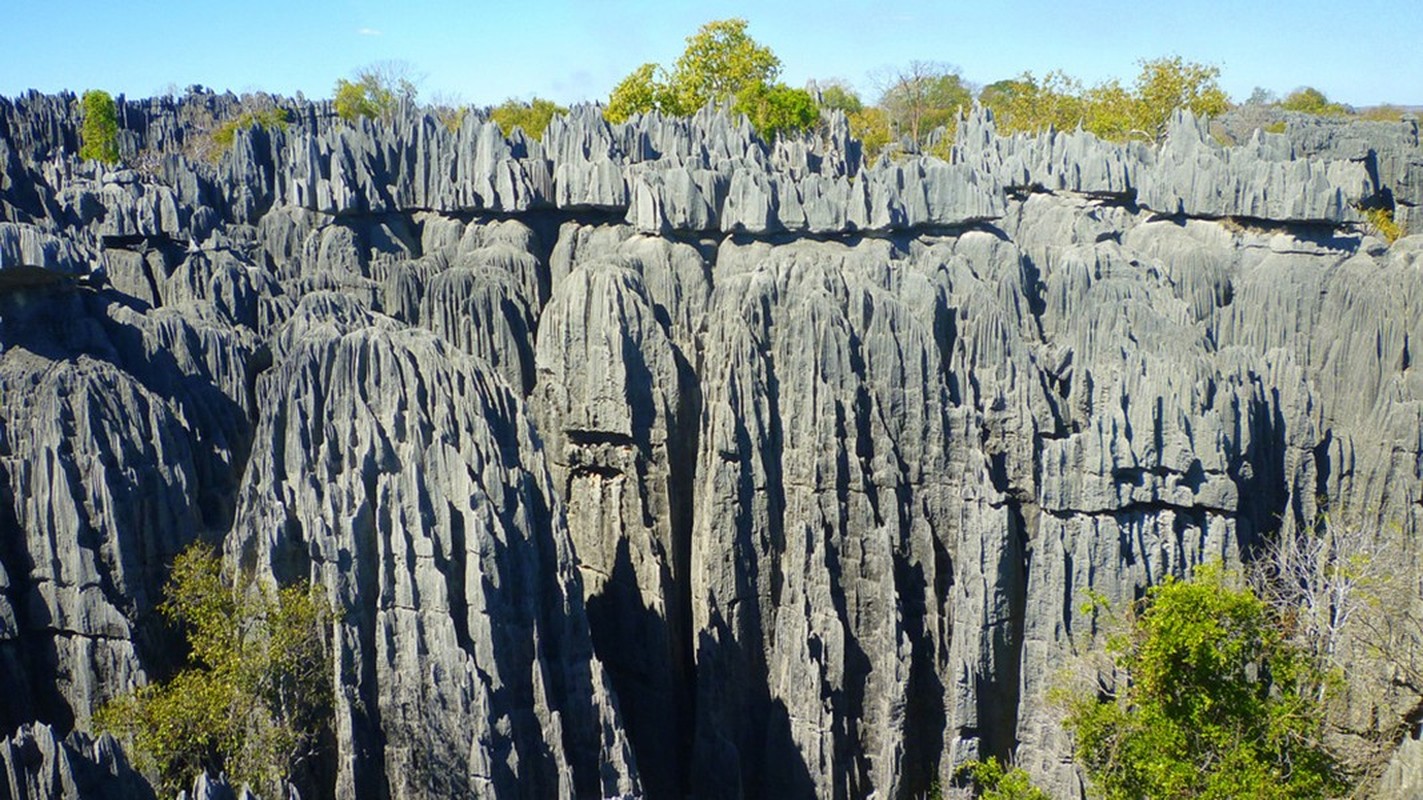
<box><xmin>732</xmin><ymin>81</ymin><xmax>817</xmax><ymax>141</ymax></box>
<box><xmin>1358</xmin><ymin>104</ymin><xmax>1404</xmax><ymax>123</ymax></box>
<box><xmin>489</xmin><ymin>97</ymin><xmax>566</xmax><ymax>141</ymax></box>
<box><xmin>211</xmin><ymin>107</ymin><xmax>291</xmax><ymax>152</ymax></box>
<box><xmin>79</xmin><ymin>89</ymin><xmax>120</xmax><ymax>164</ymax></box>
<box><xmin>1060</xmin><ymin>564</ymin><xmax>1349</xmax><ymax>799</ymax></box>
<box><xmin>816</xmin><ymin>80</ymin><xmax>863</xmax><ymax>115</ymax></box>
<box><xmin>98</xmin><ymin>544</ymin><xmax>332</xmax><ymax>797</ymax></box>
<box><xmin>1363</xmin><ymin>207</ymin><xmax>1403</xmax><ymax>243</ymax></box>
<box><xmin>604</xmin><ymin>18</ymin><xmax>787</xmax><ymax>122</ymax></box>
<box><xmin>334</xmin><ymin>62</ymin><xmax>419</xmax><ymax>122</ymax></box>
<box><xmin>848</xmin><ymin>106</ymin><xmax>892</xmax><ymax>161</ymax></box>
<box><xmin>979</xmin><ymin>58</ymin><xmax>1228</xmax><ymax>143</ymax></box>
<box><xmin>956</xmin><ymin>757</ymin><xmax>1050</xmax><ymax>800</ymax></box>
<box><xmin>1281</xmin><ymin>87</ymin><xmax>1350</xmax><ymax>117</ymax></box>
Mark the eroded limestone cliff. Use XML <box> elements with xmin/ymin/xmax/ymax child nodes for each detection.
<box><xmin>0</xmin><ymin>90</ymin><xmax>1420</xmax><ymax>798</ymax></box>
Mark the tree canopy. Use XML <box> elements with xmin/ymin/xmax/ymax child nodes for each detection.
<box><xmin>490</xmin><ymin>97</ymin><xmax>567</xmax><ymax>141</ymax></box>
<box><xmin>78</xmin><ymin>89</ymin><xmax>120</xmax><ymax>164</ymax></box>
<box><xmin>877</xmin><ymin>61</ymin><xmax>973</xmax><ymax>145</ymax></box>
<box><xmin>98</xmin><ymin>545</ymin><xmax>332</xmax><ymax>798</ymax></box>
<box><xmin>334</xmin><ymin>61</ymin><xmax>419</xmax><ymax>122</ymax></box>
<box><xmin>1061</xmin><ymin>564</ymin><xmax>1348</xmax><ymax>799</ymax></box>
<box><xmin>979</xmin><ymin>57</ymin><xmax>1229</xmax><ymax>142</ymax></box>
<box><xmin>604</xmin><ymin>18</ymin><xmax>817</xmax><ymax>140</ymax></box>
<box><xmin>816</xmin><ymin>79</ymin><xmax>863</xmax><ymax>115</ymax></box>
<box><xmin>1281</xmin><ymin>86</ymin><xmax>1350</xmax><ymax>117</ymax></box>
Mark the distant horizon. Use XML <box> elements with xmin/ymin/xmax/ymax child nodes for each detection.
<box><xmin>3</xmin><ymin>1</ymin><xmax>1419</xmax><ymax>109</ymax></box>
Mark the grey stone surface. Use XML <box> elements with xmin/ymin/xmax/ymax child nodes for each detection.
<box><xmin>532</xmin><ymin>262</ymin><xmax>695</xmax><ymax>798</ymax></box>
<box><xmin>954</xmin><ymin>106</ymin><xmax>1141</xmax><ymax>196</ymax></box>
<box><xmin>226</xmin><ymin>300</ymin><xmax>639</xmax><ymax>799</ymax></box>
<box><xmin>0</xmin><ymin>89</ymin><xmax>1421</xmax><ymax>800</ymax></box>
<box><xmin>1139</xmin><ymin>109</ymin><xmax>1374</xmax><ymax>222</ymax></box>
<box><xmin>0</xmin><ymin>223</ymin><xmax>94</xmax><ymax>284</ymax></box>
<box><xmin>0</xmin><ymin>724</ymin><xmax>154</xmax><ymax>800</ymax></box>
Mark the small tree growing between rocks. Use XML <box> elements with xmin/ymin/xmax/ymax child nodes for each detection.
<box><xmin>1060</xmin><ymin>564</ymin><xmax>1350</xmax><ymax>799</ymax></box>
<box><xmin>604</xmin><ymin>18</ymin><xmax>818</xmax><ymax>140</ymax></box>
<box><xmin>78</xmin><ymin>89</ymin><xmax>120</xmax><ymax>164</ymax></box>
<box><xmin>334</xmin><ymin>61</ymin><xmax>420</xmax><ymax>122</ymax></box>
<box><xmin>490</xmin><ymin>97</ymin><xmax>567</xmax><ymax>141</ymax></box>
<box><xmin>98</xmin><ymin>544</ymin><xmax>332</xmax><ymax>798</ymax></box>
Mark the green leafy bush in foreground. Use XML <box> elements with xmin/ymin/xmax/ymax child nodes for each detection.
<box><xmin>956</xmin><ymin>757</ymin><xmax>1050</xmax><ymax>799</ymax></box>
<box><xmin>1061</xmin><ymin>564</ymin><xmax>1348</xmax><ymax>799</ymax></box>
<box><xmin>98</xmin><ymin>545</ymin><xmax>332</xmax><ymax>797</ymax></box>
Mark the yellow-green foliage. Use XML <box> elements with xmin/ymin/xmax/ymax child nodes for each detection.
<box><xmin>979</xmin><ymin>57</ymin><xmax>1229</xmax><ymax>142</ymax></box>
<box><xmin>211</xmin><ymin>107</ymin><xmax>291</xmax><ymax>152</ymax></box>
<box><xmin>732</xmin><ymin>81</ymin><xmax>818</xmax><ymax>141</ymax></box>
<box><xmin>1358</xmin><ymin>104</ymin><xmax>1405</xmax><ymax>122</ymax></box>
<box><xmin>1264</xmin><ymin>120</ymin><xmax>1288</xmax><ymax>134</ymax></box>
<box><xmin>979</xmin><ymin>71</ymin><xmax>1088</xmax><ymax>136</ymax></box>
<box><xmin>603</xmin><ymin>19</ymin><xmax>816</xmax><ymax>141</ymax></box>
<box><xmin>97</xmin><ymin>545</ymin><xmax>332</xmax><ymax>798</ymax></box>
<box><xmin>489</xmin><ymin>98</ymin><xmax>567</xmax><ymax>141</ymax></box>
<box><xmin>1281</xmin><ymin>86</ymin><xmax>1350</xmax><ymax>117</ymax></box>
<box><xmin>605</xmin><ymin>63</ymin><xmax>664</xmax><ymax>123</ymax></box>
<box><xmin>1130</xmin><ymin>56</ymin><xmax>1229</xmax><ymax>140</ymax></box>
<box><xmin>1364</xmin><ymin>207</ymin><xmax>1403</xmax><ymax>243</ymax></box>
<box><xmin>817</xmin><ymin>80</ymin><xmax>862</xmax><ymax>116</ymax></box>
<box><xmin>79</xmin><ymin>89</ymin><xmax>120</xmax><ymax>164</ymax></box>
<box><xmin>848</xmin><ymin>106</ymin><xmax>891</xmax><ymax>161</ymax></box>
<box><xmin>956</xmin><ymin>757</ymin><xmax>1050</xmax><ymax>800</ymax></box>
<box><xmin>433</xmin><ymin>105</ymin><xmax>467</xmax><ymax>132</ymax></box>
<box><xmin>1060</xmin><ymin>564</ymin><xmax>1349</xmax><ymax>800</ymax></box>
<box><xmin>665</xmin><ymin>17</ymin><xmax>780</xmax><ymax>114</ymax></box>
<box><xmin>334</xmin><ymin>64</ymin><xmax>418</xmax><ymax>122</ymax></box>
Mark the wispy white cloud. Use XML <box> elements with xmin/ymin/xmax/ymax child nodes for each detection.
<box><xmin>357</xmin><ymin>27</ymin><xmax>382</xmax><ymax>37</ymax></box>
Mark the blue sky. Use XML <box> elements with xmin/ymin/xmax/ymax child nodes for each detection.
<box><xmin>3</xmin><ymin>1</ymin><xmax>1418</xmax><ymax>108</ymax></box>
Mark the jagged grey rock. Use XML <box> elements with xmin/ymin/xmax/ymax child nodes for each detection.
<box><xmin>0</xmin><ymin>89</ymin><xmax>1420</xmax><ymax>800</ymax></box>
<box><xmin>1139</xmin><ymin>110</ymin><xmax>1374</xmax><ymax>222</ymax></box>
<box><xmin>532</xmin><ymin>262</ymin><xmax>695</xmax><ymax>798</ymax></box>
<box><xmin>0</xmin><ymin>724</ymin><xmax>154</xmax><ymax>800</ymax></box>
<box><xmin>226</xmin><ymin>298</ymin><xmax>639</xmax><ymax>799</ymax></box>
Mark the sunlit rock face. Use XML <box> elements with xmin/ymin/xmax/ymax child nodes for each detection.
<box><xmin>0</xmin><ymin>90</ymin><xmax>1419</xmax><ymax>798</ymax></box>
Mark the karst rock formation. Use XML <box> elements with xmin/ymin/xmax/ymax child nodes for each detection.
<box><xmin>1</xmin><ymin>89</ymin><xmax>1421</xmax><ymax>799</ymax></box>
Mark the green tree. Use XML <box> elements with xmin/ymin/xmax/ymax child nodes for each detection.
<box><xmin>979</xmin><ymin>71</ymin><xmax>1086</xmax><ymax>136</ymax></box>
<box><xmin>98</xmin><ymin>545</ymin><xmax>332</xmax><ymax>798</ymax></box>
<box><xmin>979</xmin><ymin>59</ymin><xmax>1228</xmax><ymax>143</ymax></box>
<box><xmin>602</xmin><ymin>18</ymin><xmax>812</xmax><ymax>139</ymax></box>
<box><xmin>1081</xmin><ymin>79</ymin><xmax>1139</xmax><ymax>141</ymax></box>
<box><xmin>732</xmin><ymin>81</ymin><xmax>818</xmax><ymax>141</ymax></box>
<box><xmin>211</xmin><ymin>106</ymin><xmax>291</xmax><ymax>154</ymax></box>
<box><xmin>334</xmin><ymin>61</ymin><xmax>419</xmax><ymax>122</ymax></box>
<box><xmin>816</xmin><ymin>79</ymin><xmax>863</xmax><ymax>115</ymax></box>
<box><xmin>605</xmin><ymin>62</ymin><xmax>665</xmax><ymax>123</ymax></box>
<box><xmin>957</xmin><ymin>757</ymin><xmax>1051</xmax><ymax>800</ymax></box>
<box><xmin>1281</xmin><ymin>87</ymin><xmax>1350</xmax><ymax>117</ymax></box>
<box><xmin>1061</xmin><ymin>564</ymin><xmax>1349</xmax><ymax>799</ymax></box>
<box><xmin>848</xmin><ymin>105</ymin><xmax>892</xmax><ymax>161</ymax></box>
<box><xmin>877</xmin><ymin>61</ymin><xmax>972</xmax><ymax>145</ymax></box>
<box><xmin>1130</xmin><ymin>56</ymin><xmax>1230</xmax><ymax>141</ymax></box>
<box><xmin>79</xmin><ymin>89</ymin><xmax>120</xmax><ymax>164</ymax></box>
<box><xmin>490</xmin><ymin>97</ymin><xmax>567</xmax><ymax>141</ymax></box>
<box><xmin>666</xmin><ymin>17</ymin><xmax>780</xmax><ymax>113</ymax></box>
